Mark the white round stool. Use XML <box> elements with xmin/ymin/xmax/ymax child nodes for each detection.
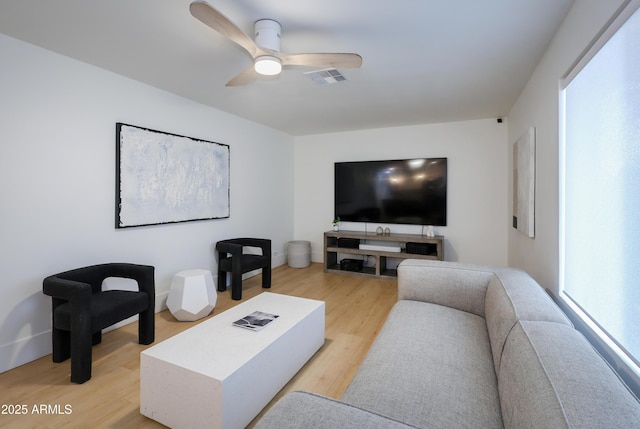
<box><xmin>287</xmin><ymin>241</ymin><xmax>311</xmax><ymax>268</ymax></box>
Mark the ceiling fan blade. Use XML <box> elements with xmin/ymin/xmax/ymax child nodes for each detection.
<box><xmin>226</xmin><ymin>66</ymin><xmax>259</xmax><ymax>87</ymax></box>
<box><xmin>190</xmin><ymin>1</ymin><xmax>260</xmax><ymax>58</ymax></box>
<box><xmin>280</xmin><ymin>53</ymin><xmax>362</xmax><ymax>69</ymax></box>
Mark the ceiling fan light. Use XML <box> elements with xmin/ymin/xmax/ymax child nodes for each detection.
<box><xmin>255</xmin><ymin>56</ymin><xmax>282</xmax><ymax>76</ymax></box>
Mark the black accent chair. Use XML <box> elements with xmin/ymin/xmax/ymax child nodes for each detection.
<box><xmin>216</xmin><ymin>238</ymin><xmax>271</xmax><ymax>300</ymax></box>
<box><xmin>42</xmin><ymin>263</ymin><xmax>155</xmax><ymax>384</ymax></box>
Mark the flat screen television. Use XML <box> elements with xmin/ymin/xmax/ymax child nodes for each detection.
<box><xmin>335</xmin><ymin>158</ymin><xmax>447</xmax><ymax>226</ymax></box>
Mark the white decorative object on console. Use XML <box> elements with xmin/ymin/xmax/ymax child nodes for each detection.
<box><xmin>425</xmin><ymin>226</ymin><xmax>435</xmax><ymax>238</ymax></box>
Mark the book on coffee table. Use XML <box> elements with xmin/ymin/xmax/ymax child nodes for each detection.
<box><xmin>233</xmin><ymin>311</ymin><xmax>279</xmax><ymax>331</ymax></box>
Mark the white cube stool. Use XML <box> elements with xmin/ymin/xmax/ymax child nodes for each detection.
<box><xmin>167</xmin><ymin>269</ymin><xmax>217</xmax><ymax>321</ymax></box>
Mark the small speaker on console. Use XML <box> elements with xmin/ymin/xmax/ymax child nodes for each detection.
<box><xmin>406</xmin><ymin>242</ymin><xmax>438</xmax><ymax>256</ymax></box>
<box><xmin>337</xmin><ymin>238</ymin><xmax>361</xmax><ymax>249</ymax></box>
<box><xmin>340</xmin><ymin>258</ymin><xmax>364</xmax><ymax>272</ymax></box>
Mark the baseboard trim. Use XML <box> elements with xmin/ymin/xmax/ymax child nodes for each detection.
<box><xmin>0</xmin><ymin>330</ymin><xmax>50</xmax><ymax>374</ymax></box>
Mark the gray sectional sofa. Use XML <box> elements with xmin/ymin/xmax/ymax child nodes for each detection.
<box><xmin>256</xmin><ymin>260</ymin><xmax>640</xmax><ymax>428</ymax></box>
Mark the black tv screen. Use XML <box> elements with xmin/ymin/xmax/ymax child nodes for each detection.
<box><xmin>335</xmin><ymin>158</ymin><xmax>447</xmax><ymax>226</ymax></box>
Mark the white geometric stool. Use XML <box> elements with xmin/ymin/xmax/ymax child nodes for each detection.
<box><xmin>167</xmin><ymin>269</ymin><xmax>217</xmax><ymax>321</ymax></box>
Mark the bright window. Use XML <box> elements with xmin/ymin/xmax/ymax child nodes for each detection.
<box><xmin>560</xmin><ymin>2</ymin><xmax>640</xmax><ymax>372</ymax></box>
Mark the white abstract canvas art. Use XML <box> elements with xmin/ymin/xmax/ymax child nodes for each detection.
<box><xmin>513</xmin><ymin>127</ymin><xmax>535</xmax><ymax>238</ymax></box>
<box><xmin>116</xmin><ymin>123</ymin><xmax>230</xmax><ymax>228</ymax></box>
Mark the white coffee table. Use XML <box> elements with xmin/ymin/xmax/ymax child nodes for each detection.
<box><xmin>140</xmin><ymin>292</ymin><xmax>325</xmax><ymax>429</ymax></box>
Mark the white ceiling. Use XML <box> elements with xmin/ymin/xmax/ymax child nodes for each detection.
<box><xmin>0</xmin><ymin>0</ymin><xmax>574</xmax><ymax>136</ymax></box>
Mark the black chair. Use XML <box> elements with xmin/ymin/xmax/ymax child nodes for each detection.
<box><xmin>216</xmin><ymin>238</ymin><xmax>271</xmax><ymax>300</ymax></box>
<box><xmin>42</xmin><ymin>263</ymin><xmax>155</xmax><ymax>383</ymax></box>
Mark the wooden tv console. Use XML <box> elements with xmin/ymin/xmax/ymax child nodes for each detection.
<box><xmin>324</xmin><ymin>230</ymin><xmax>444</xmax><ymax>279</ymax></box>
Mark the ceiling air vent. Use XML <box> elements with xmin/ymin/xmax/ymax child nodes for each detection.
<box><xmin>304</xmin><ymin>68</ymin><xmax>349</xmax><ymax>85</ymax></box>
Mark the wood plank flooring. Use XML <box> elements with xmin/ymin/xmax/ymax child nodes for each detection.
<box><xmin>0</xmin><ymin>263</ymin><xmax>397</xmax><ymax>428</ymax></box>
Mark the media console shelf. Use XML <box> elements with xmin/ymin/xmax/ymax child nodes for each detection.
<box><xmin>324</xmin><ymin>230</ymin><xmax>444</xmax><ymax>279</ymax></box>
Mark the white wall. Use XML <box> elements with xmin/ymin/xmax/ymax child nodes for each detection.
<box><xmin>0</xmin><ymin>34</ymin><xmax>295</xmax><ymax>373</ymax></box>
<box><xmin>507</xmin><ymin>0</ymin><xmax>625</xmax><ymax>292</ymax></box>
<box><xmin>294</xmin><ymin>119</ymin><xmax>509</xmax><ymax>266</ymax></box>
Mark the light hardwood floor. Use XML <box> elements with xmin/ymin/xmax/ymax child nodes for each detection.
<box><xmin>1</xmin><ymin>263</ymin><xmax>397</xmax><ymax>428</ymax></box>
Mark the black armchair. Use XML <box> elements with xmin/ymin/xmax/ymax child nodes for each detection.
<box><xmin>42</xmin><ymin>263</ymin><xmax>155</xmax><ymax>383</ymax></box>
<box><xmin>216</xmin><ymin>238</ymin><xmax>271</xmax><ymax>300</ymax></box>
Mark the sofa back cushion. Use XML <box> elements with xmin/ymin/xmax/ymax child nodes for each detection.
<box><xmin>498</xmin><ymin>321</ymin><xmax>640</xmax><ymax>429</ymax></box>
<box><xmin>398</xmin><ymin>260</ymin><xmax>494</xmax><ymax>318</ymax></box>
<box><xmin>485</xmin><ymin>268</ymin><xmax>572</xmax><ymax>373</ymax></box>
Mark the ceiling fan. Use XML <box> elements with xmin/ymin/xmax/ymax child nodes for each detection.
<box><xmin>189</xmin><ymin>1</ymin><xmax>363</xmax><ymax>86</ymax></box>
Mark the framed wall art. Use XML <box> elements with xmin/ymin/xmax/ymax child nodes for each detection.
<box><xmin>513</xmin><ymin>126</ymin><xmax>535</xmax><ymax>238</ymax></box>
<box><xmin>116</xmin><ymin>123</ymin><xmax>230</xmax><ymax>228</ymax></box>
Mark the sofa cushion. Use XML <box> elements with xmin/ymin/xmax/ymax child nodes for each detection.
<box><xmin>398</xmin><ymin>260</ymin><xmax>494</xmax><ymax>318</ymax></box>
<box><xmin>485</xmin><ymin>268</ymin><xmax>572</xmax><ymax>373</ymax></box>
<box><xmin>341</xmin><ymin>300</ymin><xmax>503</xmax><ymax>429</ymax></box>
<box><xmin>254</xmin><ymin>391</ymin><xmax>420</xmax><ymax>429</ymax></box>
<box><xmin>498</xmin><ymin>320</ymin><xmax>640</xmax><ymax>429</ymax></box>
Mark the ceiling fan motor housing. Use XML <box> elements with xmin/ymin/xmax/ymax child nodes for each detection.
<box><xmin>254</xmin><ymin>19</ymin><xmax>281</xmax><ymax>51</ymax></box>
<box><xmin>189</xmin><ymin>2</ymin><xmax>361</xmax><ymax>85</ymax></box>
